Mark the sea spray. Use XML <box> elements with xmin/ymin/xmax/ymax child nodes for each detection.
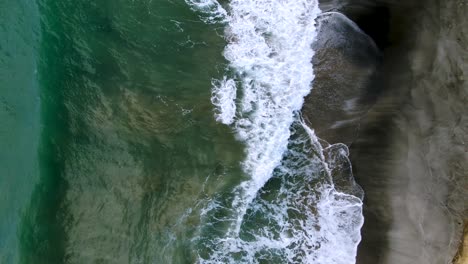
<box><xmin>187</xmin><ymin>0</ymin><xmax>364</xmax><ymax>263</ymax></box>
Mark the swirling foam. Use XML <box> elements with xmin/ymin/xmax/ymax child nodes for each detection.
<box><xmin>203</xmin><ymin>0</ymin><xmax>321</xmax><ymax>234</ymax></box>
<box><xmin>187</xmin><ymin>0</ymin><xmax>364</xmax><ymax>263</ymax></box>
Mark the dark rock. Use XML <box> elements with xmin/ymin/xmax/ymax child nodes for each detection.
<box><xmin>303</xmin><ymin>11</ymin><xmax>381</xmax><ymax>146</ymax></box>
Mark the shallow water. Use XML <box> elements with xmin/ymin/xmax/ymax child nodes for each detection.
<box><xmin>1</xmin><ymin>0</ymin><xmax>364</xmax><ymax>263</ymax></box>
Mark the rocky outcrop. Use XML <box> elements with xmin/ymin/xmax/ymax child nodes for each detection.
<box><xmin>303</xmin><ymin>11</ymin><xmax>381</xmax><ymax>146</ymax></box>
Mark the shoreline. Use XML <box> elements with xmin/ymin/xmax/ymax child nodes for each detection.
<box><xmin>305</xmin><ymin>0</ymin><xmax>467</xmax><ymax>263</ymax></box>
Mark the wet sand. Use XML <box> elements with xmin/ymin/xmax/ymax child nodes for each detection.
<box><xmin>453</xmin><ymin>222</ymin><xmax>468</xmax><ymax>264</ymax></box>
<box><xmin>304</xmin><ymin>0</ymin><xmax>467</xmax><ymax>263</ymax></box>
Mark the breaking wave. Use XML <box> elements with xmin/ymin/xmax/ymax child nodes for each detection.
<box><xmin>186</xmin><ymin>0</ymin><xmax>364</xmax><ymax>263</ymax></box>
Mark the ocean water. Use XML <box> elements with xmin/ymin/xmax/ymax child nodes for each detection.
<box><xmin>0</xmin><ymin>0</ymin><xmax>363</xmax><ymax>263</ymax></box>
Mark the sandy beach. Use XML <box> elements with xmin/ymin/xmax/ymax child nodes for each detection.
<box><xmin>304</xmin><ymin>0</ymin><xmax>468</xmax><ymax>263</ymax></box>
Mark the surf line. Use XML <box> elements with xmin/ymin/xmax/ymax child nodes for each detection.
<box><xmin>187</xmin><ymin>0</ymin><xmax>322</xmax><ymax>233</ymax></box>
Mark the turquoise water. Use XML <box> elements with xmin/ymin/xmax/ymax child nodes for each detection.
<box><xmin>1</xmin><ymin>0</ymin><xmax>364</xmax><ymax>263</ymax></box>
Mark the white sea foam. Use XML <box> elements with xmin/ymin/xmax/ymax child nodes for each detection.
<box><xmin>208</xmin><ymin>0</ymin><xmax>321</xmax><ymax>235</ymax></box>
<box><xmin>184</xmin><ymin>0</ymin><xmax>227</xmax><ymax>24</ymax></box>
<box><xmin>194</xmin><ymin>121</ymin><xmax>363</xmax><ymax>264</ymax></box>
<box><xmin>211</xmin><ymin>78</ymin><xmax>237</xmax><ymax>125</ymax></box>
<box><xmin>187</xmin><ymin>0</ymin><xmax>364</xmax><ymax>263</ymax></box>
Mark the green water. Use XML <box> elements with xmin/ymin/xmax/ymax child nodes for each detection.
<box><xmin>0</xmin><ymin>0</ymin><xmax>40</xmax><ymax>263</ymax></box>
<box><xmin>2</xmin><ymin>0</ymin><xmax>246</xmax><ymax>263</ymax></box>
